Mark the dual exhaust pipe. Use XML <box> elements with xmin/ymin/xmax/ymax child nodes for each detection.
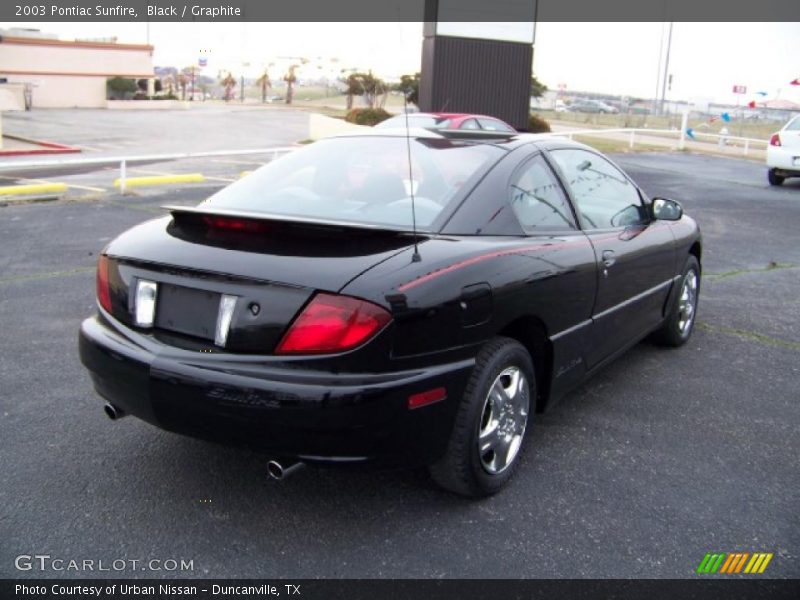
<box><xmin>103</xmin><ymin>404</ymin><xmax>303</xmax><ymax>480</ymax></box>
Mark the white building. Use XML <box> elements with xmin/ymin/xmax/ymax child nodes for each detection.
<box><xmin>0</xmin><ymin>28</ymin><xmax>154</xmax><ymax>108</ymax></box>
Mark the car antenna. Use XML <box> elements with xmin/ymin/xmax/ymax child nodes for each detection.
<box><xmin>403</xmin><ymin>92</ymin><xmax>421</xmax><ymax>263</ymax></box>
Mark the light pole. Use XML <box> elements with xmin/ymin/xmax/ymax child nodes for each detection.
<box><xmin>659</xmin><ymin>22</ymin><xmax>674</xmax><ymax>117</ymax></box>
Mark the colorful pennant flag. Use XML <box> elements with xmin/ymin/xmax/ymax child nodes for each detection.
<box><xmin>790</xmin><ymin>78</ymin><xmax>800</xmax><ymax>86</ymax></box>
<box><xmin>747</xmin><ymin>100</ymin><xmax>757</xmax><ymax>108</ymax></box>
<box><xmin>721</xmin><ymin>112</ymin><xmax>731</xmax><ymax>122</ymax></box>
<box><xmin>686</xmin><ymin>128</ymin><xmax>695</xmax><ymax>139</ymax></box>
<box><xmin>755</xmin><ymin>91</ymin><xmax>768</xmax><ymax>97</ymax></box>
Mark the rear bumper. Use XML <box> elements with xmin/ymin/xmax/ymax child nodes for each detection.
<box><xmin>767</xmin><ymin>145</ymin><xmax>800</xmax><ymax>173</ymax></box>
<box><xmin>78</xmin><ymin>314</ymin><xmax>474</xmax><ymax>467</ymax></box>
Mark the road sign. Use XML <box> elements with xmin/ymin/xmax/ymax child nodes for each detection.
<box><xmin>732</xmin><ymin>85</ymin><xmax>747</xmax><ymax>94</ymax></box>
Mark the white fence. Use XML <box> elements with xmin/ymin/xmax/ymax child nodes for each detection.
<box><xmin>0</xmin><ymin>147</ymin><xmax>296</xmax><ymax>193</ymax></box>
<box><xmin>553</xmin><ymin>125</ymin><xmax>768</xmax><ymax>156</ymax></box>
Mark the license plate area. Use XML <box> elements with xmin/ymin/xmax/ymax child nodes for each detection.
<box><xmin>155</xmin><ymin>283</ymin><xmax>220</xmax><ymax>340</ymax></box>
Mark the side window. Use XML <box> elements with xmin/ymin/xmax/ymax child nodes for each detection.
<box><xmin>460</xmin><ymin>119</ymin><xmax>480</xmax><ymax>130</ymax></box>
<box><xmin>549</xmin><ymin>149</ymin><xmax>646</xmax><ymax>229</ymax></box>
<box><xmin>478</xmin><ymin>118</ymin><xmax>514</xmax><ymax>132</ymax></box>
<box><xmin>509</xmin><ymin>155</ymin><xmax>577</xmax><ymax>232</ymax></box>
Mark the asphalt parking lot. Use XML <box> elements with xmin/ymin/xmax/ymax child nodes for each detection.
<box><xmin>0</xmin><ymin>151</ymin><xmax>798</xmax><ymax>579</ymax></box>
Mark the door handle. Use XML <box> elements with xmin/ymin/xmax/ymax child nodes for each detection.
<box><xmin>602</xmin><ymin>250</ymin><xmax>616</xmax><ymax>268</ymax></box>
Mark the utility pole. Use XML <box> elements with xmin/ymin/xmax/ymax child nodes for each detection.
<box><xmin>659</xmin><ymin>22</ymin><xmax>674</xmax><ymax>117</ymax></box>
<box><xmin>652</xmin><ymin>23</ymin><xmax>665</xmax><ymax>116</ymax></box>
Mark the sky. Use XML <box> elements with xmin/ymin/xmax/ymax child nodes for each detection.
<box><xmin>7</xmin><ymin>21</ymin><xmax>800</xmax><ymax>104</ymax></box>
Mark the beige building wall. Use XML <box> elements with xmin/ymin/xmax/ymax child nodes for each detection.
<box><xmin>12</xmin><ymin>75</ymin><xmax>108</xmax><ymax>108</ymax></box>
<box><xmin>0</xmin><ymin>36</ymin><xmax>154</xmax><ymax>108</ymax></box>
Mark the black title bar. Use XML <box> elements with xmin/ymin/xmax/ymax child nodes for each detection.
<box><xmin>2</xmin><ymin>0</ymin><xmax>800</xmax><ymax>22</ymax></box>
<box><xmin>4</xmin><ymin>579</ymin><xmax>800</xmax><ymax>600</ymax></box>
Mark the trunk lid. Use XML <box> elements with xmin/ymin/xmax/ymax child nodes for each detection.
<box><xmin>780</xmin><ymin>129</ymin><xmax>800</xmax><ymax>150</ymax></box>
<box><xmin>103</xmin><ymin>208</ymin><xmax>416</xmax><ymax>353</ymax></box>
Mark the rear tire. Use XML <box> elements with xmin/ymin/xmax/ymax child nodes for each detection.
<box><xmin>652</xmin><ymin>255</ymin><xmax>700</xmax><ymax>347</ymax></box>
<box><xmin>429</xmin><ymin>337</ymin><xmax>535</xmax><ymax>497</ymax></box>
<box><xmin>768</xmin><ymin>169</ymin><xmax>785</xmax><ymax>186</ymax></box>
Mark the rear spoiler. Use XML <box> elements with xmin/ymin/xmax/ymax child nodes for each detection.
<box><xmin>163</xmin><ymin>205</ymin><xmax>421</xmax><ymax>236</ymax></box>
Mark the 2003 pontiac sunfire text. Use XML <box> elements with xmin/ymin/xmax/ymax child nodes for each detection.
<box><xmin>16</xmin><ymin>4</ymin><xmax>242</xmax><ymax>18</ymax></box>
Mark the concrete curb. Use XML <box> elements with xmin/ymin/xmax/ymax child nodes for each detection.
<box><xmin>113</xmin><ymin>173</ymin><xmax>205</xmax><ymax>188</ymax></box>
<box><xmin>0</xmin><ymin>134</ymin><xmax>82</xmax><ymax>157</ymax></box>
<box><xmin>0</xmin><ymin>182</ymin><xmax>68</xmax><ymax>196</ymax></box>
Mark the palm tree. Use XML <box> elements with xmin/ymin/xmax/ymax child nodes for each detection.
<box><xmin>220</xmin><ymin>72</ymin><xmax>237</xmax><ymax>102</ymax></box>
<box><xmin>257</xmin><ymin>71</ymin><xmax>271</xmax><ymax>103</ymax></box>
<box><xmin>284</xmin><ymin>65</ymin><xmax>298</xmax><ymax>104</ymax></box>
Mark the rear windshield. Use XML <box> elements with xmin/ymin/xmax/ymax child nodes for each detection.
<box><xmin>206</xmin><ymin>137</ymin><xmax>504</xmax><ymax>229</ymax></box>
<box><xmin>376</xmin><ymin>115</ymin><xmax>451</xmax><ymax>129</ymax></box>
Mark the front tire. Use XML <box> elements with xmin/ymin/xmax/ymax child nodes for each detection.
<box><xmin>652</xmin><ymin>255</ymin><xmax>700</xmax><ymax>347</ymax></box>
<box><xmin>768</xmin><ymin>169</ymin><xmax>785</xmax><ymax>186</ymax></box>
<box><xmin>429</xmin><ymin>337</ymin><xmax>535</xmax><ymax>497</ymax></box>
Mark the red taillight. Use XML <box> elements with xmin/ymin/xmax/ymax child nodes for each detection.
<box><xmin>275</xmin><ymin>293</ymin><xmax>391</xmax><ymax>354</ymax></box>
<box><xmin>770</xmin><ymin>133</ymin><xmax>781</xmax><ymax>147</ymax></box>
<box><xmin>203</xmin><ymin>216</ymin><xmax>270</xmax><ymax>232</ymax></box>
<box><xmin>96</xmin><ymin>255</ymin><xmax>112</xmax><ymax>312</ymax></box>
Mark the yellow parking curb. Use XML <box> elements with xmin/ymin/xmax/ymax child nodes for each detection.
<box><xmin>113</xmin><ymin>173</ymin><xmax>205</xmax><ymax>188</ymax></box>
<box><xmin>0</xmin><ymin>183</ymin><xmax>68</xmax><ymax>196</ymax></box>
<box><xmin>239</xmin><ymin>171</ymin><xmax>252</xmax><ymax>178</ymax></box>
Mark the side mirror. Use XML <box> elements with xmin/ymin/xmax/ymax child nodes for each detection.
<box><xmin>652</xmin><ymin>197</ymin><xmax>683</xmax><ymax>221</ymax></box>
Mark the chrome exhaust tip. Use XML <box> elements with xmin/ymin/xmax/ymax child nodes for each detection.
<box><xmin>267</xmin><ymin>460</ymin><xmax>304</xmax><ymax>480</ymax></box>
<box><xmin>103</xmin><ymin>403</ymin><xmax>125</xmax><ymax>421</ymax></box>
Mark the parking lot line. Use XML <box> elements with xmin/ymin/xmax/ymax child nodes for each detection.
<box><xmin>203</xmin><ymin>175</ymin><xmax>236</xmax><ymax>183</ymax></box>
<box><xmin>64</xmin><ymin>183</ymin><xmax>107</xmax><ymax>192</ymax></box>
<box><xmin>129</xmin><ymin>167</ymin><xmax>178</xmax><ymax>176</ymax></box>
<box><xmin>210</xmin><ymin>158</ymin><xmax>267</xmax><ymax>166</ymax></box>
<box><xmin>0</xmin><ymin>174</ymin><xmax>105</xmax><ymax>193</ymax></box>
<box><xmin>0</xmin><ymin>266</ymin><xmax>95</xmax><ymax>285</ymax></box>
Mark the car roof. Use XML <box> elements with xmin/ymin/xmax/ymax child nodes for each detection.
<box><xmin>392</xmin><ymin>112</ymin><xmax>504</xmax><ymax>121</ymax></box>
<box><xmin>327</xmin><ymin>129</ymin><xmax>596</xmax><ymax>153</ymax></box>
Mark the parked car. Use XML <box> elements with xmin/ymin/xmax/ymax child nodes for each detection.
<box><xmin>375</xmin><ymin>112</ymin><xmax>516</xmax><ymax>132</ymax></box>
<box><xmin>568</xmin><ymin>99</ymin><xmax>619</xmax><ymax>114</ymax></box>
<box><xmin>767</xmin><ymin>115</ymin><xmax>800</xmax><ymax>186</ymax></box>
<box><xmin>79</xmin><ymin>130</ymin><xmax>701</xmax><ymax>497</ymax></box>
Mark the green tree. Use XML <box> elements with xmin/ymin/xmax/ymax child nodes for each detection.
<box><xmin>531</xmin><ymin>75</ymin><xmax>548</xmax><ymax>98</ymax></box>
<box><xmin>106</xmin><ymin>77</ymin><xmax>137</xmax><ymax>100</ymax></box>
<box><xmin>395</xmin><ymin>72</ymin><xmax>420</xmax><ymax>106</ymax></box>
<box><xmin>342</xmin><ymin>71</ymin><xmax>387</xmax><ymax>110</ymax></box>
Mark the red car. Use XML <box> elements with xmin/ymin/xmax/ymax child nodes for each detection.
<box><xmin>375</xmin><ymin>112</ymin><xmax>516</xmax><ymax>132</ymax></box>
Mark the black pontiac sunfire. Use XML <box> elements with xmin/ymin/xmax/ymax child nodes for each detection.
<box><xmin>79</xmin><ymin>129</ymin><xmax>701</xmax><ymax>497</ymax></box>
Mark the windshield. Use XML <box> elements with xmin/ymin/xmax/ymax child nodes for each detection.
<box><xmin>206</xmin><ymin>137</ymin><xmax>505</xmax><ymax>229</ymax></box>
<box><xmin>375</xmin><ymin>115</ymin><xmax>452</xmax><ymax>129</ymax></box>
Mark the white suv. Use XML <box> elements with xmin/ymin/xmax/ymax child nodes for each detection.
<box><xmin>767</xmin><ymin>115</ymin><xmax>800</xmax><ymax>186</ymax></box>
